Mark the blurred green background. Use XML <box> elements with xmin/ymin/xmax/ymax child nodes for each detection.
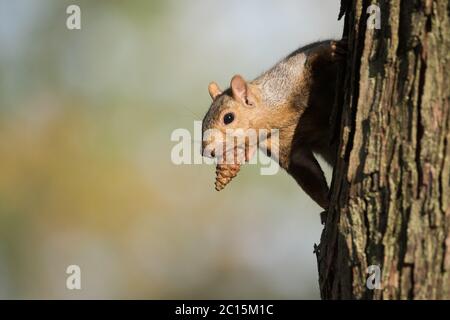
<box><xmin>0</xmin><ymin>0</ymin><xmax>343</xmax><ymax>299</ymax></box>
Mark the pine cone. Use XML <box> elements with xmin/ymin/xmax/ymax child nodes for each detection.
<box><xmin>215</xmin><ymin>163</ymin><xmax>241</xmax><ymax>191</ymax></box>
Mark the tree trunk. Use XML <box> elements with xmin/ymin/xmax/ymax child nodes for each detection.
<box><xmin>316</xmin><ymin>0</ymin><xmax>450</xmax><ymax>299</ymax></box>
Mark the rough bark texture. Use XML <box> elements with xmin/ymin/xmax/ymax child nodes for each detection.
<box><xmin>316</xmin><ymin>0</ymin><xmax>450</xmax><ymax>299</ymax></box>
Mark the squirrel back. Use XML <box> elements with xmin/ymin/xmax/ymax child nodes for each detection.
<box><xmin>253</xmin><ymin>40</ymin><xmax>333</xmax><ymax>107</ymax></box>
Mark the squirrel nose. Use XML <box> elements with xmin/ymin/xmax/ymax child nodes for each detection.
<box><xmin>202</xmin><ymin>141</ymin><xmax>215</xmax><ymax>158</ymax></box>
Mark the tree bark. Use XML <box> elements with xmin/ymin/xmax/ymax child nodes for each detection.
<box><xmin>316</xmin><ymin>0</ymin><xmax>450</xmax><ymax>299</ymax></box>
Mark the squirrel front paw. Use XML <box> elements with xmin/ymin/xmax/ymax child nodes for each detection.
<box><xmin>331</xmin><ymin>38</ymin><xmax>348</xmax><ymax>60</ymax></box>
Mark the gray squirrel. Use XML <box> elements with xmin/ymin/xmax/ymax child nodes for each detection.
<box><xmin>202</xmin><ymin>39</ymin><xmax>346</xmax><ymax>209</ymax></box>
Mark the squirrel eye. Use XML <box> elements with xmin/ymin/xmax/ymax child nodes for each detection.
<box><xmin>223</xmin><ymin>112</ymin><xmax>235</xmax><ymax>125</ymax></box>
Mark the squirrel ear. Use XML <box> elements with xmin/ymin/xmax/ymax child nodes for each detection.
<box><xmin>230</xmin><ymin>75</ymin><xmax>248</xmax><ymax>103</ymax></box>
<box><xmin>208</xmin><ymin>82</ymin><xmax>222</xmax><ymax>100</ymax></box>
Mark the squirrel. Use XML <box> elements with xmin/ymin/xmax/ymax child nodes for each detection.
<box><xmin>201</xmin><ymin>39</ymin><xmax>346</xmax><ymax>210</ymax></box>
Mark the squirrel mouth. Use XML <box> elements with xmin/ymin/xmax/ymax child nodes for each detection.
<box><xmin>217</xmin><ymin>141</ymin><xmax>257</xmax><ymax>164</ymax></box>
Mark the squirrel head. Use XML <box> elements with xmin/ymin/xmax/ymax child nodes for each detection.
<box><xmin>201</xmin><ymin>75</ymin><xmax>266</xmax><ymax>161</ymax></box>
